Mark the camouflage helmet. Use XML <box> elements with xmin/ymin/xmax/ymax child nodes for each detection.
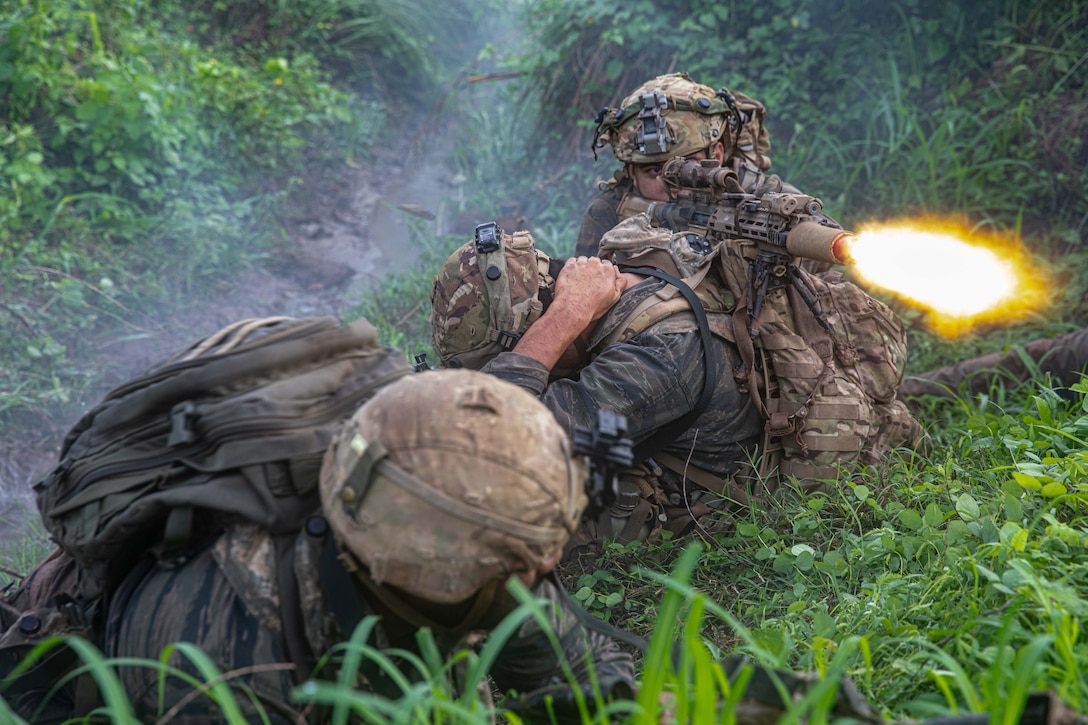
<box><xmin>320</xmin><ymin>369</ymin><xmax>587</xmax><ymax>604</ymax></box>
<box><xmin>594</xmin><ymin>72</ymin><xmax>741</xmax><ymax>164</ymax></box>
<box><xmin>430</xmin><ymin>224</ymin><xmax>555</xmax><ymax>369</ymax></box>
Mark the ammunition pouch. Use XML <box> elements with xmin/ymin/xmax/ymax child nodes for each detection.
<box><xmin>563</xmin><ymin>464</ymin><xmax>665</xmax><ymax>560</ymax></box>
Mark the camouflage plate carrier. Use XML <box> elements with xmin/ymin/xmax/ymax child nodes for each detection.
<box><xmin>597</xmin><ymin>214</ymin><xmax>924</xmax><ymax>495</ymax></box>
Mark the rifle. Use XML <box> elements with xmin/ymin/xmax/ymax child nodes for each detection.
<box><xmin>637</xmin><ymin>158</ymin><xmax>855</xmax><ymax>265</ymax></box>
<box><xmin>571</xmin><ymin>409</ymin><xmax>633</xmax><ymax>517</ymax></box>
<box><xmin>622</xmin><ymin>158</ymin><xmax>857</xmax><ymax>338</ymax></box>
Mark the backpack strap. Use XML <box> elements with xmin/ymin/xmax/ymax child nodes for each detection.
<box><xmin>275</xmin><ymin>533</ymin><xmax>312</xmax><ymax>682</ymax></box>
<box><xmin>652</xmin><ymin>451</ymin><xmax>757</xmax><ymax>509</ymax></box>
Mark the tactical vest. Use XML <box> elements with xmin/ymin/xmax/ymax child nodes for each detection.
<box><xmin>596</xmin><ymin>231</ymin><xmax>923</xmax><ymax>495</ymax></box>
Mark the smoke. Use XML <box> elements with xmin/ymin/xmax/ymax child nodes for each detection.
<box><xmin>0</xmin><ymin>0</ymin><xmax>527</xmax><ymax>550</ymax></box>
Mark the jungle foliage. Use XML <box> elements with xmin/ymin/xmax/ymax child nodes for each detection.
<box><xmin>0</xmin><ymin>0</ymin><xmax>483</xmax><ymax>422</ymax></box>
<box><xmin>509</xmin><ymin>0</ymin><xmax>1087</xmax><ymax>244</ymax></box>
<box><xmin>4</xmin><ymin>0</ymin><xmax>1088</xmax><ymax>722</ymax></box>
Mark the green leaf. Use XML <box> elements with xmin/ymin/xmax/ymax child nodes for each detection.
<box><xmin>1012</xmin><ymin>471</ymin><xmax>1042</xmax><ymax>490</ymax></box>
<box><xmin>1004</xmin><ymin>494</ymin><xmax>1023</xmax><ymax>521</ymax></box>
<box><xmin>956</xmin><ymin>493</ymin><xmax>981</xmax><ymax>522</ymax></box>
<box><xmin>853</xmin><ymin>485</ymin><xmax>870</xmax><ymax>502</ymax></box>
<box><xmin>1041</xmin><ymin>481</ymin><xmax>1068</xmax><ymax>498</ymax></box>
<box><xmin>1011</xmin><ymin>528</ymin><xmax>1029</xmax><ymax>551</ymax></box>
<box><xmin>794</xmin><ymin>551</ymin><xmax>815</xmax><ymax>572</ymax></box>
<box><xmin>898</xmin><ymin>509</ymin><xmax>924</xmax><ymax>531</ymax></box>
<box><xmin>737</xmin><ymin>522</ymin><xmax>761</xmax><ymax>538</ymax></box>
<box><xmin>923</xmin><ymin>503</ymin><xmax>945</xmax><ymax>527</ymax></box>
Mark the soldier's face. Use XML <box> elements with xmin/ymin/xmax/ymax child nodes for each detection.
<box><xmin>628</xmin><ymin>144</ymin><xmax>725</xmax><ymax>201</ymax></box>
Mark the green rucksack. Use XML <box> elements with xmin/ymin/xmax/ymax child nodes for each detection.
<box><xmin>34</xmin><ymin>315</ymin><xmax>413</xmax><ymax>600</ymax></box>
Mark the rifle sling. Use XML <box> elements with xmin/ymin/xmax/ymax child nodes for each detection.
<box><xmin>619</xmin><ymin>267</ymin><xmax>720</xmax><ymax>463</ymax></box>
<box><xmin>653</xmin><ymin>451</ymin><xmax>756</xmax><ymax>508</ymax></box>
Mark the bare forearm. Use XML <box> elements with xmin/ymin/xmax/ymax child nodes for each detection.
<box><xmin>511</xmin><ymin>303</ymin><xmax>590</xmax><ymax>369</ymax></box>
<box><xmin>510</xmin><ymin>256</ymin><xmax>624</xmax><ymax>369</ymax></box>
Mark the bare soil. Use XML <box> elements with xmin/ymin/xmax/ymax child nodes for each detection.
<box><xmin>0</xmin><ymin>151</ymin><xmax>466</xmax><ymax>556</ymax></box>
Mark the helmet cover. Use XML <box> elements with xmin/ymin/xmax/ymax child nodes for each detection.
<box><xmin>430</xmin><ymin>228</ymin><xmax>554</xmax><ymax>369</ymax></box>
<box><xmin>596</xmin><ymin>72</ymin><xmax>739</xmax><ymax>164</ymax></box>
<box><xmin>320</xmin><ymin>369</ymin><xmax>587</xmax><ymax>603</ymax></box>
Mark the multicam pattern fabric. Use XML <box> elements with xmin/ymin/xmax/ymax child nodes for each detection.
<box><xmin>320</xmin><ymin>371</ymin><xmax>585</xmax><ymax>605</ymax></box>
<box><xmin>597</xmin><ymin>73</ymin><xmax>735</xmax><ymax>164</ymax></box>
<box><xmin>598</xmin><ymin>214</ymin><xmax>720</xmax><ymax>281</ymax></box>
<box><xmin>717</xmin><ymin>247</ymin><xmax>925</xmax><ymax>487</ymax></box>
<box><xmin>430</xmin><ymin>231</ymin><xmax>553</xmax><ymax>369</ymax></box>
<box><xmin>103</xmin><ymin>522</ymin><xmax>634</xmax><ymax>723</ymax></box>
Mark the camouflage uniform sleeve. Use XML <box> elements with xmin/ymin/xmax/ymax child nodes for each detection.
<box><xmin>900</xmin><ymin>327</ymin><xmax>1088</xmax><ymax>399</ymax></box>
<box><xmin>485</xmin><ymin>331</ymin><xmax>760</xmax><ymax>468</ymax></box>
<box><xmin>488</xmin><ymin>576</ymin><xmax>634</xmax><ymax>700</ymax></box>
<box><xmin>481</xmin><ymin>351</ymin><xmax>550</xmax><ymax>395</ymax></box>
<box><xmin>483</xmin><ymin>336</ymin><xmax>699</xmax><ymax>447</ymax></box>
<box><xmin>574</xmin><ymin>186</ymin><xmax>625</xmax><ymax>257</ymax></box>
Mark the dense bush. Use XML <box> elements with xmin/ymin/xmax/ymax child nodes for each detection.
<box><xmin>508</xmin><ymin>0</ymin><xmax>1088</xmax><ymax>240</ymax></box>
<box><xmin>159</xmin><ymin>0</ymin><xmax>486</xmax><ymax>96</ymax></box>
<box><xmin>0</xmin><ymin>0</ymin><xmax>383</xmax><ymax>419</ymax></box>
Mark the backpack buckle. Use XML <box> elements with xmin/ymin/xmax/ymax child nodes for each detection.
<box><xmin>496</xmin><ymin>330</ymin><xmax>521</xmax><ymax>350</ymax></box>
<box><xmin>766</xmin><ymin>411</ymin><xmax>795</xmax><ymax>438</ymax></box>
<box><xmin>168</xmin><ymin>402</ymin><xmax>197</xmax><ymax>446</ymax></box>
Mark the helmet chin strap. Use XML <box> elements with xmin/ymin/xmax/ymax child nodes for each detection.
<box><xmin>348</xmin><ymin>551</ymin><xmax>504</xmax><ymax>634</ymax></box>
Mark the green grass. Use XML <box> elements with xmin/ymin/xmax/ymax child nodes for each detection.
<box><xmin>4</xmin><ymin>0</ymin><xmax>1088</xmax><ymax>721</ymax></box>
<box><xmin>0</xmin><ymin>503</ymin><xmax>52</xmax><ymax>588</ymax></box>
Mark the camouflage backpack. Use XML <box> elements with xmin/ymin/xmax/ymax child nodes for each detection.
<box><xmin>715</xmin><ymin>240</ymin><xmax>924</xmax><ymax>489</ymax></box>
<box><xmin>597</xmin><ymin>215</ymin><xmax>923</xmax><ymax>493</ymax></box>
<box><xmin>35</xmin><ymin>315</ymin><xmax>412</xmax><ymax>599</ymax></box>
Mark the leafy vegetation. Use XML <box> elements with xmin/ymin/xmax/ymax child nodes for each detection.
<box><xmin>506</xmin><ymin>0</ymin><xmax>1088</xmax><ymax>372</ymax></box>
<box><xmin>575</xmin><ymin>377</ymin><xmax>1088</xmax><ymax>719</ymax></box>
<box><xmin>0</xmin><ymin>0</ymin><xmax>392</xmax><ymax>422</ymax></box>
<box><xmin>3</xmin><ymin>0</ymin><xmax>1088</xmax><ymax>722</ymax></box>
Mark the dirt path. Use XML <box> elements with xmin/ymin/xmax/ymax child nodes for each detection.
<box><xmin>0</xmin><ymin>149</ymin><xmax>468</xmax><ymax>556</ymax></box>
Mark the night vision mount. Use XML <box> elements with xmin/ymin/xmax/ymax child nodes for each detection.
<box><xmin>573</xmin><ymin>409</ymin><xmax>634</xmax><ymax>516</ymax></box>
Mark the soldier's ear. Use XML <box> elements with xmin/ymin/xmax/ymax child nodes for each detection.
<box><xmin>711</xmin><ymin>142</ymin><xmax>727</xmax><ymax>164</ymax></box>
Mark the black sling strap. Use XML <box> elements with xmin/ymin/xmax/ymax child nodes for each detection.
<box><xmin>618</xmin><ymin>266</ymin><xmax>721</xmax><ymax>462</ymax></box>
